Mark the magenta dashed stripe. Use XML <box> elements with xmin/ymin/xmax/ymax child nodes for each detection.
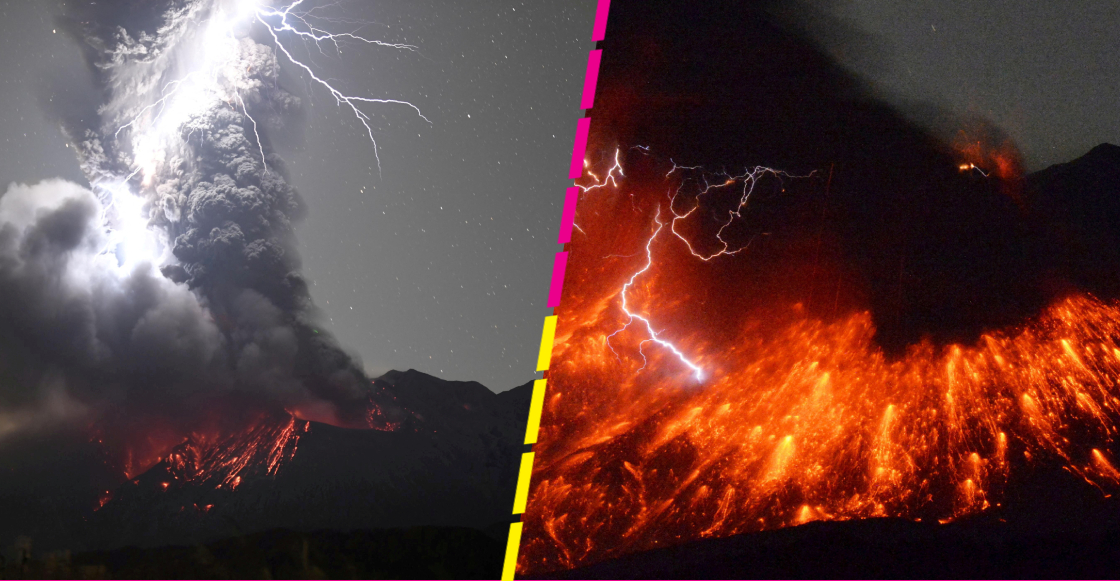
<box><xmin>591</xmin><ymin>0</ymin><xmax>611</xmax><ymax>42</ymax></box>
<box><xmin>580</xmin><ymin>50</ymin><xmax>602</xmax><ymax>110</ymax></box>
<box><xmin>505</xmin><ymin>2</ymin><xmax>611</xmax><ymax>577</ymax></box>
<box><xmin>568</xmin><ymin>117</ymin><xmax>591</xmax><ymax>180</ymax></box>
<box><xmin>547</xmin><ymin>251</ymin><xmax>570</xmax><ymax>308</ymax></box>
<box><xmin>557</xmin><ymin>186</ymin><xmax>579</xmax><ymax>244</ymax></box>
<box><xmin>556</xmin><ymin>1</ymin><xmax>607</xmax><ymax>311</ymax></box>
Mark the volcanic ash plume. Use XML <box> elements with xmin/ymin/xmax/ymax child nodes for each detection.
<box><xmin>0</xmin><ymin>0</ymin><xmax>410</xmax><ymax>479</ymax></box>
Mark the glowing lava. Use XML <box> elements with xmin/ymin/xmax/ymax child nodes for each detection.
<box><xmin>164</xmin><ymin>412</ymin><xmax>307</xmax><ymax>490</ymax></box>
<box><xmin>951</xmin><ymin>120</ymin><xmax>1026</xmax><ymax>205</ymax></box>
<box><xmin>518</xmin><ymin>149</ymin><xmax>1120</xmax><ymax>575</ymax></box>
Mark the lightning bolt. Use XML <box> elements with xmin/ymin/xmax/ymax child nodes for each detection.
<box><xmin>607</xmin><ymin>208</ymin><xmax>706</xmax><ymax>381</ymax></box>
<box><xmin>579</xmin><ymin>147</ymin><xmax>625</xmax><ymax>193</ymax></box>
<box><xmin>114</xmin><ymin>0</ymin><xmax>429</xmax><ymax>178</ymax></box>
<box><xmin>587</xmin><ymin>149</ymin><xmax>816</xmax><ymax>382</ymax></box>
<box><xmin>103</xmin><ymin>0</ymin><xmax>428</xmax><ymax>269</ymax></box>
<box><xmin>235</xmin><ymin>91</ymin><xmax>268</xmax><ymax>171</ymax></box>
<box><xmin>665</xmin><ymin>161</ymin><xmax>815</xmax><ymax>261</ymax></box>
<box><xmin>255</xmin><ymin>0</ymin><xmax>431</xmax><ymax>176</ymax></box>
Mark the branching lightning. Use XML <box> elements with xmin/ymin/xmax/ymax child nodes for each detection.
<box><xmin>586</xmin><ymin>149</ymin><xmax>815</xmax><ymax>382</ymax></box>
<box><xmin>607</xmin><ymin>208</ymin><xmax>705</xmax><ymax>381</ymax></box>
<box><xmin>584</xmin><ymin>148</ymin><xmax>703</xmax><ymax>381</ymax></box>
<box><xmin>578</xmin><ymin>147</ymin><xmax>625</xmax><ymax>193</ymax></box>
<box><xmin>102</xmin><ymin>0</ymin><xmax>428</xmax><ymax>271</ymax></box>
<box><xmin>665</xmin><ymin>162</ymin><xmax>814</xmax><ymax>261</ymax></box>
<box><xmin>255</xmin><ymin>0</ymin><xmax>431</xmax><ymax>174</ymax></box>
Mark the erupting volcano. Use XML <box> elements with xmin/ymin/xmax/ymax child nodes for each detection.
<box><xmin>519</xmin><ymin>146</ymin><xmax>1120</xmax><ymax>574</ymax></box>
<box><xmin>0</xmin><ymin>0</ymin><xmax>526</xmax><ymax>558</ymax></box>
<box><xmin>515</xmin><ymin>1</ymin><xmax>1120</xmax><ymax>575</ymax></box>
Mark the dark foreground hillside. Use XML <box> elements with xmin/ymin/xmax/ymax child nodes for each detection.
<box><xmin>1</xmin><ymin>526</ymin><xmax>502</xmax><ymax>579</ymax></box>
<box><xmin>544</xmin><ymin>461</ymin><xmax>1120</xmax><ymax>579</ymax></box>
<box><xmin>545</xmin><ymin>516</ymin><xmax>1120</xmax><ymax>579</ymax></box>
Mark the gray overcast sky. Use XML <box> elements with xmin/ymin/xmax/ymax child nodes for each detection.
<box><xmin>818</xmin><ymin>0</ymin><xmax>1119</xmax><ymax>171</ymax></box>
<box><xmin>0</xmin><ymin>0</ymin><xmax>595</xmax><ymax>392</ymax></box>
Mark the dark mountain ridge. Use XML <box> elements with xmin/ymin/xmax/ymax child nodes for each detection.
<box><xmin>1028</xmin><ymin>142</ymin><xmax>1120</xmax><ymax>298</ymax></box>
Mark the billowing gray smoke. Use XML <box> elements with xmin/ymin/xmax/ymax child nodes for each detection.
<box><xmin>0</xmin><ymin>179</ymin><xmax>222</xmax><ymax>440</ymax></box>
<box><xmin>0</xmin><ymin>0</ymin><xmax>398</xmax><ymax>452</ymax></box>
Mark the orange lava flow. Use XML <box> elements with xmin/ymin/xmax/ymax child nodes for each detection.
<box><xmin>100</xmin><ymin>392</ymin><xmax>394</xmax><ymax>489</ymax></box>
<box><xmin>518</xmin><ymin>154</ymin><xmax>1120</xmax><ymax>574</ymax></box>
<box><xmin>164</xmin><ymin>413</ymin><xmax>307</xmax><ymax>489</ymax></box>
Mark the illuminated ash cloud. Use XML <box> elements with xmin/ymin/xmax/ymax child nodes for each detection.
<box><xmin>0</xmin><ymin>0</ymin><xmax>420</xmax><ymax>451</ymax></box>
<box><xmin>0</xmin><ymin>179</ymin><xmax>223</xmax><ymax>442</ymax></box>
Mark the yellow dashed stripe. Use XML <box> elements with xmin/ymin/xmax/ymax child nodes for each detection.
<box><xmin>503</xmin><ymin>317</ymin><xmax>557</xmax><ymax>578</ymax></box>
<box><xmin>524</xmin><ymin>379</ymin><xmax>547</xmax><ymax>445</ymax></box>
<box><xmin>512</xmin><ymin>451</ymin><xmax>535</xmax><ymax>514</ymax></box>
<box><xmin>536</xmin><ymin>316</ymin><xmax>558</xmax><ymax>371</ymax></box>
<box><xmin>501</xmin><ymin>522</ymin><xmax>524</xmax><ymax>581</ymax></box>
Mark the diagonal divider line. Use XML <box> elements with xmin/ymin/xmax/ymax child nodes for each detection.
<box><xmin>501</xmin><ymin>1</ymin><xmax>612</xmax><ymax>578</ymax></box>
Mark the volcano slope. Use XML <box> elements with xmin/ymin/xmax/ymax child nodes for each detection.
<box><xmin>2</xmin><ymin>370</ymin><xmax>530</xmax><ymax>564</ymax></box>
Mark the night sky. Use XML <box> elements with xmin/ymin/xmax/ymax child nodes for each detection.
<box><xmin>0</xmin><ymin>0</ymin><xmax>595</xmax><ymax>392</ymax></box>
<box><xmin>808</xmin><ymin>0</ymin><xmax>1118</xmax><ymax>170</ymax></box>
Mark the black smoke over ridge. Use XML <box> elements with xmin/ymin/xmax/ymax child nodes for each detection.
<box><xmin>0</xmin><ymin>0</ymin><xmax>399</xmax><ymax>476</ymax></box>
